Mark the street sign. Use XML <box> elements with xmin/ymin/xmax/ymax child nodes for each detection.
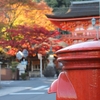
<box><xmin>16</xmin><ymin>51</ymin><xmax>24</xmax><ymax>60</ymax></box>
<box><xmin>21</xmin><ymin>59</ymin><xmax>27</xmax><ymax>65</ymax></box>
<box><xmin>22</xmin><ymin>49</ymin><xmax>28</xmax><ymax>58</ymax></box>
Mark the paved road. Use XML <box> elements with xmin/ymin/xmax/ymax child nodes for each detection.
<box><xmin>0</xmin><ymin>77</ymin><xmax>57</xmax><ymax>100</ymax></box>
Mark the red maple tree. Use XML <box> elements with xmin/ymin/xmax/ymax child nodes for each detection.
<box><xmin>1</xmin><ymin>25</ymin><xmax>62</xmax><ymax>56</ymax></box>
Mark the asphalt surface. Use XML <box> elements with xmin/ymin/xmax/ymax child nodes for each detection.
<box><xmin>0</xmin><ymin>77</ymin><xmax>57</xmax><ymax>100</ymax></box>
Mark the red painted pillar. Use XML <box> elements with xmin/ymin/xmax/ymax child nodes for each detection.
<box><xmin>48</xmin><ymin>41</ymin><xmax>100</xmax><ymax>100</ymax></box>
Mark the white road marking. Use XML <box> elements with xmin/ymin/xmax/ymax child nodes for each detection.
<box><xmin>0</xmin><ymin>85</ymin><xmax>49</xmax><ymax>96</ymax></box>
<box><xmin>30</xmin><ymin>86</ymin><xmax>48</xmax><ymax>90</ymax></box>
<box><xmin>0</xmin><ymin>87</ymin><xmax>32</xmax><ymax>97</ymax></box>
<box><xmin>9</xmin><ymin>92</ymin><xmax>45</xmax><ymax>95</ymax></box>
<box><xmin>1</xmin><ymin>81</ymin><xmax>14</xmax><ymax>84</ymax></box>
<box><xmin>43</xmin><ymin>87</ymin><xmax>49</xmax><ymax>90</ymax></box>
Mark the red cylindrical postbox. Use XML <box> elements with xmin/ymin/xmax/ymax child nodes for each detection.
<box><xmin>48</xmin><ymin>41</ymin><xmax>100</xmax><ymax>100</ymax></box>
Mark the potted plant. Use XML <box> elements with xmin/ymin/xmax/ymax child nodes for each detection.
<box><xmin>21</xmin><ymin>72</ymin><xmax>29</xmax><ymax>80</ymax></box>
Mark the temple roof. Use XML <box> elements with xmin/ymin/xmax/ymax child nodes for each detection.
<box><xmin>46</xmin><ymin>1</ymin><xmax>99</xmax><ymax>19</ymax></box>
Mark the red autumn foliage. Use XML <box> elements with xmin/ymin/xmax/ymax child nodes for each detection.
<box><xmin>1</xmin><ymin>25</ymin><xmax>62</xmax><ymax>56</ymax></box>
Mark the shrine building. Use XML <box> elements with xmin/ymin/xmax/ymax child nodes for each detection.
<box><xmin>46</xmin><ymin>0</ymin><xmax>100</xmax><ymax>45</ymax></box>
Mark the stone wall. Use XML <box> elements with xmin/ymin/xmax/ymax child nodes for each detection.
<box><xmin>1</xmin><ymin>68</ymin><xmax>19</xmax><ymax>80</ymax></box>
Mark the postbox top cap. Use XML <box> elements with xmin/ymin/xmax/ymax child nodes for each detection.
<box><xmin>56</xmin><ymin>41</ymin><xmax>100</xmax><ymax>54</ymax></box>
